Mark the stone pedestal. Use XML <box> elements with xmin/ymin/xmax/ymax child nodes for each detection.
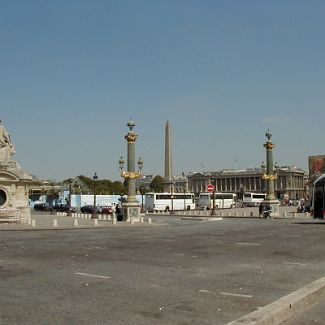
<box><xmin>0</xmin><ymin>122</ymin><xmax>33</xmax><ymax>223</ymax></box>
<box><xmin>0</xmin><ymin>161</ymin><xmax>33</xmax><ymax>223</ymax></box>
<box><xmin>122</xmin><ymin>202</ymin><xmax>141</xmax><ymax>221</ymax></box>
<box><xmin>268</xmin><ymin>200</ymin><xmax>280</xmax><ymax>217</ymax></box>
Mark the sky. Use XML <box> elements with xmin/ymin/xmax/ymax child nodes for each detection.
<box><xmin>1</xmin><ymin>0</ymin><xmax>325</xmax><ymax>181</ymax></box>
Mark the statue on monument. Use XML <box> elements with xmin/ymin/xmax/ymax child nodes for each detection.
<box><xmin>0</xmin><ymin>120</ymin><xmax>16</xmax><ymax>161</ymax></box>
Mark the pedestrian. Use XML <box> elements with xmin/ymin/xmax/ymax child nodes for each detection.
<box><xmin>259</xmin><ymin>202</ymin><xmax>264</xmax><ymax>217</ymax></box>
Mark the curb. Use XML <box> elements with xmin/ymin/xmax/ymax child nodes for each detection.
<box><xmin>181</xmin><ymin>216</ymin><xmax>223</xmax><ymax>221</ymax></box>
<box><xmin>227</xmin><ymin>275</ymin><xmax>325</xmax><ymax>325</ymax></box>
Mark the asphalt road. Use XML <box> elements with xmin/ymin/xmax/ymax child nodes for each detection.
<box><xmin>1</xmin><ymin>214</ymin><xmax>325</xmax><ymax>325</ymax></box>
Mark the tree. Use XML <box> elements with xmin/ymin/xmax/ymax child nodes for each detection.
<box><xmin>150</xmin><ymin>175</ymin><xmax>164</xmax><ymax>192</ymax></box>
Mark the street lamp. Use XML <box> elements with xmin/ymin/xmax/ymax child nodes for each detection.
<box><xmin>92</xmin><ymin>172</ymin><xmax>98</xmax><ymax>219</ymax></box>
<box><xmin>67</xmin><ymin>181</ymin><xmax>72</xmax><ymax>216</ymax></box>
<box><xmin>171</xmin><ymin>182</ymin><xmax>174</xmax><ymax>213</ymax></box>
<box><xmin>139</xmin><ymin>185</ymin><xmax>145</xmax><ymax>213</ymax></box>
<box><xmin>211</xmin><ymin>178</ymin><xmax>217</xmax><ymax>216</ymax></box>
<box><xmin>183</xmin><ymin>184</ymin><xmax>186</xmax><ymax>212</ymax></box>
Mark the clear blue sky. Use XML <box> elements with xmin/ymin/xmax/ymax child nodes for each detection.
<box><xmin>1</xmin><ymin>1</ymin><xmax>324</xmax><ymax>181</ymax></box>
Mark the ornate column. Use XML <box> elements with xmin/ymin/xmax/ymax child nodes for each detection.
<box><xmin>262</xmin><ymin>130</ymin><xmax>280</xmax><ymax>216</ymax></box>
<box><xmin>119</xmin><ymin>119</ymin><xmax>143</xmax><ymax>221</ymax></box>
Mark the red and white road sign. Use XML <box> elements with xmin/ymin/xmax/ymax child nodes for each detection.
<box><xmin>207</xmin><ymin>184</ymin><xmax>215</xmax><ymax>193</ymax></box>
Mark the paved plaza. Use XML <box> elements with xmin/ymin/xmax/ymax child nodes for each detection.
<box><xmin>1</xmin><ymin>209</ymin><xmax>325</xmax><ymax>324</ymax></box>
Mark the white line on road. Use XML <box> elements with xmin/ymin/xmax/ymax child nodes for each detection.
<box><xmin>221</xmin><ymin>292</ymin><xmax>253</xmax><ymax>298</ymax></box>
<box><xmin>198</xmin><ymin>289</ymin><xmax>213</xmax><ymax>293</ymax></box>
<box><xmin>283</xmin><ymin>262</ymin><xmax>308</xmax><ymax>266</ymax></box>
<box><xmin>75</xmin><ymin>272</ymin><xmax>111</xmax><ymax>279</ymax></box>
<box><xmin>235</xmin><ymin>242</ymin><xmax>261</xmax><ymax>246</ymax></box>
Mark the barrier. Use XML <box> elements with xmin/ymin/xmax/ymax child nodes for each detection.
<box><xmin>53</xmin><ymin>219</ymin><xmax>58</xmax><ymax>227</ymax></box>
<box><xmin>73</xmin><ymin>219</ymin><xmax>78</xmax><ymax>226</ymax></box>
<box><xmin>147</xmin><ymin>217</ymin><xmax>152</xmax><ymax>224</ymax></box>
<box><xmin>93</xmin><ymin>219</ymin><xmax>98</xmax><ymax>226</ymax></box>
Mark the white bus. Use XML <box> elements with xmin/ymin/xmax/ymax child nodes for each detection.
<box><xmin>198</xmin><ymin>192</ymin><xmax>237</xmax><ymax>209</ymax></box>
<box><xmin>243</xmin><ymin>192</ymin><xmax>266</xmax><ymax>206</ymax></box>
<box><xmin>145</xmin><ymin>192</ymin><xmax>195</xmax><ymax>212</ymax></box>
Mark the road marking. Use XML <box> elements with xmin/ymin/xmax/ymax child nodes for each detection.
<box><xmin>283</xmin><ymin>262</ymin><xmax>308</xmax><ymax>266</ymax></box>
<box><xmin>236</xmin><ymin>242</ymin><xmax>261</xmax><ymax>246</ymax></box>
<box><xmin>173</xmin><ymin>253</ymin><xmax>184</xmax><ymax>256</ymax></box>
<box><xmin>198</xmin><ymin>289</ymin><xmax>213</xmax><ymax>293</ymax></box>
<box><xmin>221</xmin><ymin>292</ymin><xmax>253</xmax><ymax>298</ymax></box>
<box><xmin>75</xmin><ymin>272</ymin><xmax>111</xmax><ymax>279</ymax></box>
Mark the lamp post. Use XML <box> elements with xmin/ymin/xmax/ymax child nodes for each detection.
<box><xmin>171</xmin><ymin>182</ymin><xmax>174</xmax><ymax>213</ymax></box>
<box><xmin>211</xmin><ymin>178</ymin><xmax>217</xmax><ymax>216</ymax></box>
<box><xmin>92</xmin><ymin>172</ymin><xmax>98</xmax><ymax>219</ymax></box>
<box><xmin>139</xmin><ymin>185</ymin><xmax>145</xmax><ymax>213</ymax></box>
<box><xmin>183</xmin><ymin>184</ymin><xmax>186</xmax><ymax>212</ymax></box>
<box><xmin>67</xmin><ymin>182</ymin><xmax>72</xmax><ymax>216</ymax></box>
<box><xmin>119</xmin><ymin>120</ymin><xmax>143</xmax><ymax>221</ymax></box>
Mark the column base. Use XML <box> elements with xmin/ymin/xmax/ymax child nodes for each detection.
<box><xmin>265</xmin><ymin>199</ymin><xmax>280</xmax><ymax>217</ymax></box>
<box><xmin>122</xmin><ymin>203</ymin><xmax>141</xmax><ymax>221</ymax></box>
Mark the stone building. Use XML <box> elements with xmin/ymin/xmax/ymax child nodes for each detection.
<box><xmin>0</xmin><ymin>121</ymin><xmax>33</xmax><ymax>223</ymax></box>
<box><xmin>187</xmin><ymin>165</ymin><xmax>307</xmax><ymax>200</ymax></box>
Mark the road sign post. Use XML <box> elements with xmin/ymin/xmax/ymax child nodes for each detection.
<box><xmin>207</xmin><ymin>184</ymin><xmax>215</xmax><ymax>193</ymax></box>
<box><xmin>209</xmin><ymin>181</ymin><xmax>217</xmax><ymax>216</ymax></box>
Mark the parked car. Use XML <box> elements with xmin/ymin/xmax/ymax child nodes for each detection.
<box><xmin>80</xmin><ymin>205</ymin><xmax>95</xmax><ymax>214</ymax></box>
<box><xmin>99</xmin><ymin>205</ymin><xmax>113</xmax><ymax>215</ymax></box>
<box><xmin>53</xmin><ymin>204</ymin><xmax>76</xmax><ymax>213</ymax></box>
<box><xmin>34</xmin><ymin>202</ymin><xmax>51</xmax><ymax>211</ymax></box>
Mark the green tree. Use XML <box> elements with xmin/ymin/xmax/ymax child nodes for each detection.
<box><xmin>150</xmin><ymin>175</ymin><xmax>164</xmax><ymax>192</ymax></box>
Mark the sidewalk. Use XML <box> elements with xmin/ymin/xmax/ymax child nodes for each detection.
<box><xmin>0</xmin><ymin>212</ymin><xmax>153</xmax><ymax>231</ymax></box>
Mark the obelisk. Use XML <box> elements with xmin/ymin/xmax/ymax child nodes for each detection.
<box><xmin>164</xmin><ymin>120</ymin><xmax>173</xmax><ymax>192</ymax></box>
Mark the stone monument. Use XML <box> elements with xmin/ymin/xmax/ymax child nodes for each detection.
<box><xmin>163</xmin><ymin>120</ymin><xmax>174</xmax><ymax>192</ymax></box>
<box><xmin>262</xmin><ymin>130</ymin><xmax>280</xmax><ymax>217</ymax></box>
<box><xmin>0</xmin><ymin>120</ymin><xmax>33</xmax><ymax>223</ymax></box>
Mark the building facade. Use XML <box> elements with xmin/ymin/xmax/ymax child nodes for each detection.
<box><xmin>187</xmin><ymin>166</ymin><xmax>307</xmax><ymax>200</ymax></box>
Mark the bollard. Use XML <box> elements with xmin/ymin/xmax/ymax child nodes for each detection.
<box><xmin>283</xmin><ymin>212</ymin><xmax>287</xmax><ymax>218</ymax></box>
<box><xmin>243</xmin><ymin>211</ymin><xmax>246</xmax><ymax>217</ymax></box>
<box><xmin>112</xmin><ymin>216</ymin><xmax>117</xmax><ymax>225</ymax></box>
<box><xmin>147</xmin><ymin>217</ymin><xmax>152</xmax><ymax>224</ymax></box>
<box><xmin>235</xmin><ymin>212</ymin><xmax>238</xmax><ymax>217</ymax></box>
<box><xmin>130</xmin><ymin>218</ymin><xmax>134</xmax><ymax>224</ymax></box>
<box><xmin>31</xmin><ymin>219</ymin><xmax>36</xmax><ymax>227</ymax></box>
<box><xmin>250</xmin><ymin>211</ymin><xmax>254</xmax><ymax>217</ymax></box>
<box><xmin>73</xmin><ymin>219</ymin><xmax>78</xmax><ymax>226</ymax></box>
<box><xmin>140</xmin><ymin>216</ymin><xmax>144</xmax><ymax>223</ymax></box>
<box><xmin>293</xmin><ymin>212</ymin><xmax>297</xmax><ymax>218</ymax></box>
<box><xmin>93</xmin><ymin>219</ymin><xmax>98</xmax><ymax>226</ymax></box>
<box><xmin>53</xmin><ymin>219</ymin><xmax>58</xmax><ymax>227</ymax></box>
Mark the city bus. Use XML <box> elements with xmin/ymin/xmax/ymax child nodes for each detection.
<box><xmin>311</xmin><ymin>174</ymin><xmax>325</xmax><ymax>219</ymax></box>
<box><xmin>198</xmin><ymin>192</ymin><xmax>237</xmax><ymax>209</ymax></box>
<box><xmin>145</xmin><ymin>192</ymin><xmax>195</xmax><ymax>212</ymax></box>
<box><xmin>243</xmin><ymin>192</ymin><xmax>266</xmax><ymax>207</ymax></box>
